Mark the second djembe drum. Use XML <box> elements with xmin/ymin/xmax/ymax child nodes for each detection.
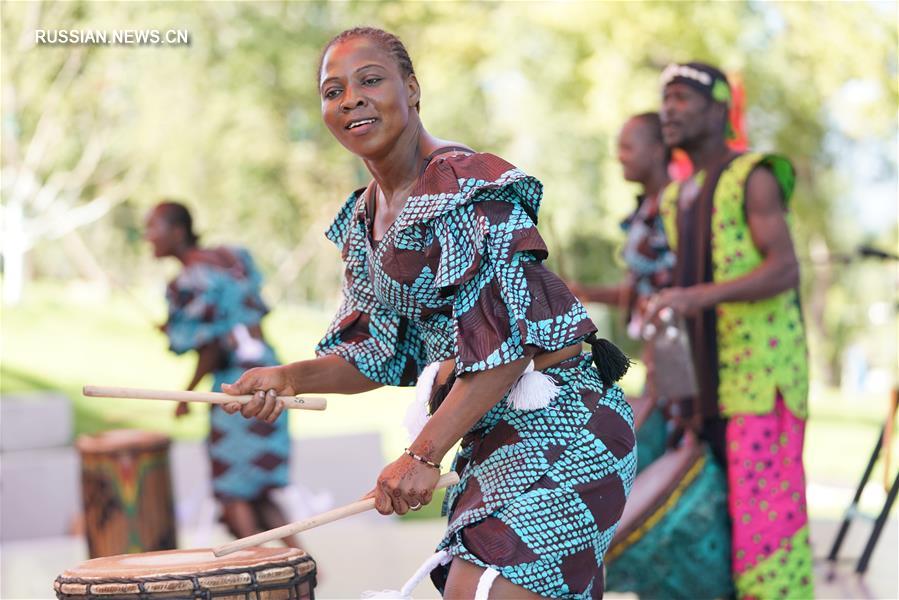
<box><xmin>76</xmin><ymin>429</ymin><xmax>176</xmax><ymax>558</ymax></box>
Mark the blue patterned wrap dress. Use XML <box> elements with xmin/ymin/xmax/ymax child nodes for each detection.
<box><xmin>316</xmin><ymin>152</ymin><xmax>636</xmax><ymax>599</ymax></box>
<box><xmin>164</xmin><ymin>246</ymin><xmax>290</xmax><ymax>501</ymax></box>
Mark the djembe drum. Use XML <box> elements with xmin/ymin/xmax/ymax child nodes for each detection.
<box><xmin>54</xmin><ymin>546</ymin><xmax>316</xmax><ymax>600</ymax></box>
<box><xmin>76</xmin><ymin>430</ymin><xmax>176</xmax><ymax>558</ymax></box>
<box><xmin>605</xmin><ymin>433</ymin><xmax>734</xmax><ymax>599</ymax></box>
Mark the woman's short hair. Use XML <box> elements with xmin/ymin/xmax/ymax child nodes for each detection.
<box><xmin>154</xmin><ymin>201</ymin><xmax>198</xmax><ymax>246</ymax></box>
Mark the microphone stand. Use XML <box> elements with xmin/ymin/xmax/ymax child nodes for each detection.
<box><xmin>826</xmin><ymin>245</ymin><xmax>898</xmax><ymax>578</ymax></box>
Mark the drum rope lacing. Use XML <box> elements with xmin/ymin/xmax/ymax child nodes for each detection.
<box><xmin>54</xmin><ymin>555</ymin><xmax>316</xmax><ymax>600</ymax></box>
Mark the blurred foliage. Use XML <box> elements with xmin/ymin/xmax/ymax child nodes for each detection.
<box><xmin>2</xmin><ymin>0</ymin><xmax>897</xmax><ymax>383</ymax></box>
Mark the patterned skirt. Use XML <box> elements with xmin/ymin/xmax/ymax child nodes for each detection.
<box><xmin>727</xmin><ymin>393</ymin><xmax>814</xmax><ymax>599</ymax></box>
<box><xmin>209</xmin><ymin>366</ymin><xmax>290</xmax><ymax>501</ymax></box>
<box><xmin>430</xmin><ymin>353</ymin><xmax>637</xmax><ymax>599</ymax></box>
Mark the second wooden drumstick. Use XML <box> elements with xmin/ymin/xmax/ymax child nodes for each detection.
<box><xmin>83</xmin><ymin>386</ymin><xmax>327</xmax><ymax>411</ymax></box>
<box><xmin>213</xmin><ymin>471</ymin><xmax>461</xmax><ymax>557</ymax></box>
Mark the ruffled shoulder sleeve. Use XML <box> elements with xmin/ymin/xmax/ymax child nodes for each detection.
<box><xmin>414</xmin><ymin>153</ymin><xmax>595</xmax><ymax>374</ymax></box>
<box><xmin>395</xmin><ymin>152</ymin><xmax>542</xmax><ymax>229</ymax></box>
<box><xmin>325</xmin><ymin>187</ymin><xmax>367</xmax><ymax>254</ymax></box>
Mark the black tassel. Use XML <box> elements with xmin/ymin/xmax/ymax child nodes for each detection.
<box><xmin>586</xmin><ymin>333</ymin><xmax>631</xmax><ymax>386</ymax></box>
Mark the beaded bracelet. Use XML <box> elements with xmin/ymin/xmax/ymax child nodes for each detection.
<box><xmin>404</xmin><ymin>448</ymin><xmax>441</xmax><ymax>470</ymax></box>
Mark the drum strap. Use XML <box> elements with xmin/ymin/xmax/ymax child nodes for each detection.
<box><xmin>361</xmin><ymin>551</ymin><xmax>499</xmax><ymax>599</ymax></box>
<box><xmin>673</xmin><ymin>153</ymin><xmax>740</xmax><ymax>424</ymax></box>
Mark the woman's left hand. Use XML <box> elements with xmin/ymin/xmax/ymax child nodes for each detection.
<box><xmin>369</xmin><ymin>454</ymin><xmax>440</xmax><ymax>516</ymax></box>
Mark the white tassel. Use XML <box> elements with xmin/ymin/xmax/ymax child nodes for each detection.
<box><xmin>474</xmin><ymin>567</ymin><xmax>501</xmax><ymax>600</ymax></box>
<box><xmin>232</xmin><ymin>323</ymin><xmax>266</xmax><ymax>363</ymax></box>
<box><xmin>506</xmin><ymin>360</ymin><xmax>559</xmax><ymax>410</ymax></box>
<box><xmin>404</xmin><ymin>362</ymin><xmax>441</xmax><ymax>441</ymax></box>
<box><xmin>361</xmin><ymin>550</ymin><xmax>452</xmax><ymax>599</ymax></box>
<box><xmin>360</xmin><ymin>590</ymin><xmax>408</xmax><ymax>599</ymax></box>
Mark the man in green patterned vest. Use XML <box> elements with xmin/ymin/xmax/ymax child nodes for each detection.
<box><xmin>653</xmin><ymin>62</ymin><xmax>814</xmax><ymax>599</ymax></box>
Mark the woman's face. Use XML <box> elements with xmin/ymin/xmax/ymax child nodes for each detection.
<box><xmin>617</xmin><ymin>119</ymin><xmax>659</xmax><ymax>184</ymax></box>
<box><xmin>144</xmin><ymin>209</ymin><xmax>178</xmax><ymax>258</ymax></box>
<box><xmin>319</xmin><ymin>36</ymin><xmax>419</xmax><ymax>159</ymax></box>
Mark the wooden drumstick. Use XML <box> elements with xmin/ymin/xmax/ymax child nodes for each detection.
<box><xmin>213</xmin><ymin>471</ymin><xmax>461</xmax><ymax>557</ymax></box>
<box><xmin>83</xmin><ymin>386</ymin><xmax>327</xmax><ymax>411</ymax></box>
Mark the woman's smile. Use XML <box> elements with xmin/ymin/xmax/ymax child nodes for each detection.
<box><xmin>345</xmin><ymin>116</ymin><xmax>378</xmax><ymax>135</ymax></box>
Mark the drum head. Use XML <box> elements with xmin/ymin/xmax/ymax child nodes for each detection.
<box><xmin>76</xmin><ymin>429</ymin><xmax>170</xmax><ymax>453</ymax></box>
<box><xmin>55</xmin><ymin>547</ymin><xmax>315</xmax><ymax>598</ymax></box>
<box><xmin>60</xmin><ymin>546</ymin><xmax>305</xmax><ymax>578</ymax></box>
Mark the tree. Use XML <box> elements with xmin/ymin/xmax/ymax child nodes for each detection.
<box><xmin>2</xmin><ymin>1</ymin><xmax>895</xmax><ymax>380</ymax></box>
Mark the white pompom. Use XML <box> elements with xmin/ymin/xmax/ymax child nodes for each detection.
<box><xmin>232</xmin><ymin>323</ymin><xmax>266</xmax><ymax>363</ymax></box>
<box><xmin>362</xmin><ymin>550</ymin><xmax>452</xmax><ymax>600</ymax></box>
<box><xmin>360</xmin><ymin>591</ymin><xmax>409</xmax><ymax>599</ymax></box>
<box><xmin>403</xmin><ymin>399</ymin><xmax>430</xmax><ymax>443</ymax></box>
<box><xmin>404</xmin><ymin>362</ymin><xmax>441</xmax><ymax>441</ymax></box>
<box><xmin>474</xmin><ymin>568</ymin><xmax>501</xmax><ymax>600</ymax></box>
<box><xmin>506</xmin><ymin>361</ymin><xmax>559</xmax><ymax>410</ymax></box>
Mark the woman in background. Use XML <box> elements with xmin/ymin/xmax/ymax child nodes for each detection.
<box><xmin>569</xmin><ymin>113</ymin><xmax>673</xmax><ymax>348</ymax></box>
<box><xmin>145</xmin><ymin>200</ymin><xmax>300</xmax><ymax>547</ymax></box>
<box><xmin>569</xmin><ymin>113</ymin><xmax>673</xmax><ymax>468</ymax></box>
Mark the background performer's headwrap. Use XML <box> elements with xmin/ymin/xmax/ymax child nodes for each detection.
<box><xmin>660</xmin><ymin>62</ymin><xmax>731</xmax><ymax>104</ymax></box>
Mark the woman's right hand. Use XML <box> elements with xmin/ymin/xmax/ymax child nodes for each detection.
<box><xmin>220</xmin><ymin>366</ymin><xmax>294</xmax><ymax>423</ymax></box>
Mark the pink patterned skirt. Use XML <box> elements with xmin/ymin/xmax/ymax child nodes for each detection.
<box><xmin>726</xmin><ymin>393</ymin><xmax>814</xmax><ymax>599</ymax></box>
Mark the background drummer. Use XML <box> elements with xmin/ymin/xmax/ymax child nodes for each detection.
<box><xmin>567</xmin><ymin>112</ymin><xmax>674</xmax><ymax>404</ymax></box>
<box><xmin>652</xmin><ymin>62</ymin><xmax>813</xmax><ymax>599</ymax></box>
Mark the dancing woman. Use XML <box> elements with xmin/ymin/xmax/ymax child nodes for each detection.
<box><xmin>224</xmin><ymin>28</ymin><xmax>634</xmax><ymax>599</ymax></box>
<box><xmin>145</xmin><ymin>201</ymin><xmax>300</xmax><ymax>548</ymax></box>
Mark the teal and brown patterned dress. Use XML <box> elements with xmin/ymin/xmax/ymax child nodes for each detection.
<box><xmin>316</xmin><ymin>150</ymin><xmax>636</xmax><ymax>599</ymax></box>
<box><xmin>164</xmin><ymin>246</ymin><xmax>290</xmax><ymax>501</ymax></box>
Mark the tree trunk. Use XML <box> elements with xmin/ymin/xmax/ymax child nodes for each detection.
<box><xmin>2</xmin><ymin>199</ymin><xmax>28</xmax><ymax>305</ymax></box>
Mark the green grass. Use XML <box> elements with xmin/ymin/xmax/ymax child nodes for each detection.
<box><xmin>3</xmin><ymin>282</ymin><xmax>202</xmax><ymax>436</ymax></box>
<box><xmin>803</xmin><ymin>382</ymin><xmax>898</xmax><ymax>488</ymax></box>
<box><xmin>1</xmin><ymin>281</ymin><xmax>428</xmax><ymax>512</ymax></box>
<box><xmin>2</xmin><ymin>281</ymin><xmax>895</xmax><ymax>522</ymax></box>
